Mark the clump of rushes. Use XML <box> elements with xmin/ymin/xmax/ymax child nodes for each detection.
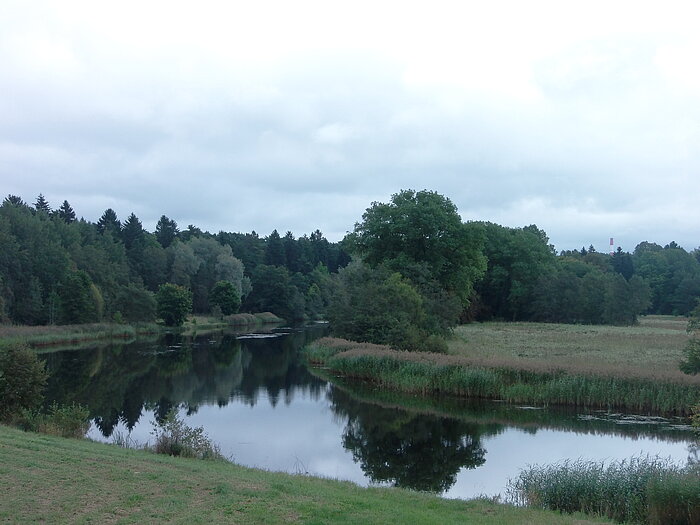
<box><xmin>304</xmin><ymin>338</ymin><xmax>700</xmax><ymax>415</ymax></box>
<box><xmin>507</xmin><ymin>456</ymin><xmax>700</xmax><ymax>525</ymax></box>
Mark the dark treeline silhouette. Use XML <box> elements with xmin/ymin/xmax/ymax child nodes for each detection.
<box><xmin>1</xmin><ymin>192</ymin><xmax>698</xmax><ymax>328</ymax></box>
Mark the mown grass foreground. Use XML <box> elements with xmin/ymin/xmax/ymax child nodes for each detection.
<box><xmin>305</xmin><ymin>330</ymin><xmax>700</xmax><ymax>415</ymax></box>
<box><xmin>0</xmin><ymin>425</ymin><xmax>613</xmax><ymax>524</ymax></box>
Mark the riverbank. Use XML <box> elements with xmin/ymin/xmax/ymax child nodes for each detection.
<box><xmin>0</xmin><ymin>425</ymin><xmax>612</xmax><ymax>524</ymax></box>
<box><xmin>305</xmin><ymin>329</ymin><xmax>700</xmax><ymax>415</ymax></box>
<box><xmin>0</xmin><ymin>322</ymin><xmax>160</xmax><ymax>350</ymax></box>
<box><xmin>0</xmin><ymin>312</ymin><xmax>286</xmax><ymax>350</ymax></box>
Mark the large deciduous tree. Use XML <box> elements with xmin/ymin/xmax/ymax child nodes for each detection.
<box><xmin>346</xmin><ymin>189</ymin><xmax>486</xmax><ymax>308</ymax></box>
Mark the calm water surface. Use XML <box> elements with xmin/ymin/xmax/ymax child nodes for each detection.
<box><xmin>40</xmin><ymin>326</ymin><xmax>697</xmax><ymax>499</ymax></box>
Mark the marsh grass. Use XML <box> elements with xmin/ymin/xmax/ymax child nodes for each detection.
<box><xmin>507</xmin><ymin>457</ymin><xmax>700</xmax><ymax>524</ymax></box>
<box><xmin>449</xmin><ymin>316</ymin><xmax>691</xmax><ymax>382</ymax></box>
<box><xmin>306</xmin><ymin>336</ymin><xmax>700</xmax><ymax>415</ymax></box>
<box><xmin>0</xmin><ymin>322</ymin><xmax>160</xmax><ymax>350</ymax></box>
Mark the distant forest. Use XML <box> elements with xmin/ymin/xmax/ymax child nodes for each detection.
<box><xmin>1</xmin><ymin>192</ymin><xmax>699</xmax><ymax>331</ymax></box>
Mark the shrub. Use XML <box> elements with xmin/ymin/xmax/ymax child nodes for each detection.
<box><xmin>156</xmin><ymin>284</ymin><xmax>192</xmax><ymax>327</ymax></box>
<box><xmin>19</xmin><ymin>402</ymin><xmax>90</xmax><ymax>438</ymax></box>
<box><xmin>0</xmin><ymin>344</ymin><xmax>47</xmax><ymax>422</ymax></box>
<box><xmin>150</xmin><ymin>409</ymin><xmax>224</xmax><ymax>460</ymax></box>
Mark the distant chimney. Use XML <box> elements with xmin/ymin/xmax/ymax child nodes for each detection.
<box><xmin>610</xmin><ymin>237</ymin><xmax>614</xmax><ymax>256</ymax></box>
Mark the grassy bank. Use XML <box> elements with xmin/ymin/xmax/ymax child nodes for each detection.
<box><xmin>0</xmin><ymin>322</ymin><xmax>160</xmax><ymax>350</ymax></box>
<box><xmin>305</xmin><ymin>335</ymin><xmax>700</xmax><ymax>415</ymax></box>
<box><xmin>0</xmin><ymin>425</ymin><xmax>612</xmax><ymax>524</ymax></box>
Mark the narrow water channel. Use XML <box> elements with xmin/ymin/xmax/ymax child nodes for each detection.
<box><xmin>39</xmin><ymin>326</ymin><xmax>697</xmax><ymax>499</ymax></box>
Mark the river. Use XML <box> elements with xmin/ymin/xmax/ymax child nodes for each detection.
<box><xmin>39</xmin><ymin>325</ymin><xmax>697</xmax><ymax>499</ymax></box>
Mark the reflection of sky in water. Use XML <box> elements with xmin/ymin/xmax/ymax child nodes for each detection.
<box><xmin>89</xmin><ymin>387</ymin><xmax>694</xmax><ymax>500</ymax></box>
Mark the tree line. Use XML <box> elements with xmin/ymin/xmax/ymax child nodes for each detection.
<box><xmin>0</xmin><ymin>194</ymin><xmax>348</xmax><ymax>326</ymax></box>
<box><xmin>1</xmin><ymin>191</ymin><xmax>699</xmax><ymax>347</ymax></box>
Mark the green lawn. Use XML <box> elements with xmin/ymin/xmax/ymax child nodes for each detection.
<box><xmin>0</xmin><ymin>425</ymin><xmax>613</xmax><ymax>524</ymax></box>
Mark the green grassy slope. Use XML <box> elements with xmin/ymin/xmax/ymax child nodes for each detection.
<box><xmin>0</xmin><ymin>425</ymin><xmax>612</xmax><ymax>524</ymax></box>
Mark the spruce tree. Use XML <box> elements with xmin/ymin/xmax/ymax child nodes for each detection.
<box><xmin>57</xmin><ymin>200</ymin><xmax>76</xmax><ymax>223</ymax></box>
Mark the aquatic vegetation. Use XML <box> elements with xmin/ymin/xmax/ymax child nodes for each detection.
<box><xmin>305</xmin><ymin>337</ymin><xmax>700</xmax><ymax>415</ymax></box>
<box><xmin>507</xmin><ymin>456</ymin><xmax>700</xmax><ymax>524</ymax></box>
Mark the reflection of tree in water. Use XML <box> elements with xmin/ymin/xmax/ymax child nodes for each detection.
<box><xmin>329</xmin><ymin>388</ymin><xmax>488</xmax><ymax>493</ymax></box>
<box><xmin>42</xmin><ymin>326</ymin><xmax>329</xmax><ymax>437</ymax></box>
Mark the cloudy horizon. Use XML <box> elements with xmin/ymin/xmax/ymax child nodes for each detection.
<box><xmin>2</xmin><ymin>1</ymin><xmax>698</xmax><ymax>253</ymax></box>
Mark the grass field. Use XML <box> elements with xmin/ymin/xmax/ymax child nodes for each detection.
<box><xmin>448</xmin><ymin>316</ymin><xmax>692</xmax><ymax>382</ymax></box>
<box><xmin>0</xmin><ymin>425</ymin><xmax>613</xmax><ymax>524</ymax></box>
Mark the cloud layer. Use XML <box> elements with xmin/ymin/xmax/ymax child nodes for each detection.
<box><xmin>1</xmin><ymin>1</ymin><xmax>699</xmax><ymax>251</ymax></box>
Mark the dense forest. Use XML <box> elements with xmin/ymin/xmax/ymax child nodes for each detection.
<box><xmin>1</xmin><ymin>191</ymin><xmax>699</xmax><ymax>344</ymax></box>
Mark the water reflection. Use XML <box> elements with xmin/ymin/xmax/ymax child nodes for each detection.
<box><xmin>41</xmin><ymin>326</ymin><xmax>327</xmax><ymax>437</ymax></box>
<box><xmin>39</xmin><ymin>328</ymin><xmax>697</xmax><ymax>498</ymax></box>
<box><xmin>330</xmin><ymin>387</ymin><xmax>490</xmax><ymax>492</ymax></box>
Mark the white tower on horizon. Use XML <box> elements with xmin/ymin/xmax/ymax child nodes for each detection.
<box><xmin>610</xmin><ymin>237</ymin><xmax>614</xmax><ymax>256</ymax></box>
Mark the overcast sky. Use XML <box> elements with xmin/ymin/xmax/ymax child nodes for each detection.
<box><xmin>1</xmin><ymin>1</ymin><xmax>698</xmax><ymax>252</ymax></box>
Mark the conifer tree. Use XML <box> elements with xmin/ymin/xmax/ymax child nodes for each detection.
<box><xmin>57</xmin><ymin>200</ymin><xmax>76</xmax><ymax>223</ymax></box>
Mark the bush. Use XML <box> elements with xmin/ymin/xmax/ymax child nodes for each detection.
<box><xmin>0</xmin><ymin>344</ymin><xmax>47</xmax><ymax>422</ymax></box>
<box><xmin>19</xmin><ymin>402</ymin><xmax>90</xmax><ymax>438</ymax></box>
<box><xmin>156</xmin><ymin>283</ymin><xmax>192</xmax><ymax>327</ymax></box>
<box><xmin>150</xmin><ymin>409</ymin><xmax>224</xmax><ymax>460</ymax></box>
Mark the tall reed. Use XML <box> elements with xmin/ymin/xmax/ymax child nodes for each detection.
<box><xmin>305</xmin><ymin>338</ymin><xmax>700</xmax><ymax>415</ymax></box>
<box><xmin>507</xmin><ymin>457</ymin><xmax>700</xmax><ymax>524</ymax></box>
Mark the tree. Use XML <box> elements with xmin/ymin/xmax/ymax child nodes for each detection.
<box><xmin>328</xmin><ymin>261</ymin><xmax>446</xmax><ymax>352</ymax></box>
<box><xmin>34</xmin><ymin>194</ymin><xmax>51</xmax><ymax>214</ymax></box>
<box><xmin>155</xmin><ymin>215</ymin><xmax>179</xmax><ymax>248</ymax></box>
<box><xmin>156</xmin><ymin>283</ymin><xmax>192</xmax><ymax>326</ymax></box>
<box><xmin>265</xmin><ymin>229</ymin><xmax>286</xmax><ymax>266</ymax></box>
<box><xmin>57</xmin><ymin>200</ymin><xmax>76</xmax><ymax>224</ymax></box>
<box><xmin>113</xmin><ymin>284</ymin><xmax>157</xmax><ymax>322</ymax></box>
<box><xmin>121</xmin><ymin>213</ymin><xmax>144</xmax><ymax>251</ymax></box>
<box><xmin>96</xmin><ymin>208</ymin><xmax>121</xmax><ymax>235</ymax></box>
<box><xmin>57</xmin><ymin>270</ymin><xmax>101</xmax><ymax>324</ymax></box>
<box><xmin>346</xmin><ymin>189</ymin><xmax>486</xmax><ymax>308</ymax></box>
<box><xmin>0</xmin><ymin>344</ymin><xmax>48</xmax><ymax>422</ymax></box>
<box><xmin>209</xmin><ymin>281</ymin><xmax>241</xmax><ymax>316</ymax></box>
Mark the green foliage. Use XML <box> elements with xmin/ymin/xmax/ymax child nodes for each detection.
<box><xmin>96</xmin><ymin>208</ymin><xmax>121</xmax><ymax>235</ymax></box>
<box><xmin>155</xmin><ymin>215</ymin><xmax>178</xmax><ymax>248</ymax></box>
<box><xmin>474</xmin><ymin>222</ymin><xmax>555</xmax><ymax>321</ymax></box>
<box><xmin>680</xmin><ymin>306</ymin><xmax>700</xmax><ymax>374</ymax></box>
<box><xmin>346</xmin><ymin>189</ymin><xmax>486</xmax><ymax>308</ymax></box>
<box><xmin>243</xmin><ymin>264</ymin><xmax>305</xmax><ymax>321</ymax></box>
<box><xmin>327</xmin><ymin>261</ymin><xmax>448</xmax><ymax>352</ymax></box>
<box><xmin>156</xmin><ymin>283</ymin><xmax>192</xmax><ymax>326</ymax></box>
<box><xmin>19</xmin><ymin>402</ymin><xmax>90</xmax><ymax>438</ymax></box>
<box><xmin>0</xmin><ymin>344</ymin><xmax>48</xmax><ymax>422</ymax></box>
<box><xmin>113</xmin><ymin>283</ymin><xmax>157</xmax><ymax>322</ymax></box>
<box><xmin>56</xmin><ymin>200</ymin><xmax>76</xmax><ymax>223</ymax></box>
<box><xmin>508</xmin><ymin>457</ymin><xmax>700</xmax><ymax>525</ymax></box>
<box><xmin>58</xmin><ymin>270</ymin><xmax>100</xmax><ymax>324</ymax></box>
<box><xmin>209</xmin><ymin>280</ymin><xmax>241</xmax><ymax>316</ymax></box>
<box><xmin>150</xmin><ymin>409</ymin><xmax>224</xmax><ymax>460</ymax></box>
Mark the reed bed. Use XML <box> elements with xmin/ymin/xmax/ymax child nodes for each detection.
<box><xmin>305</xmin><ymin>337</ymin><xmax>700</xmax><ymax>415</ymax></box>
<box><xmin>0</xmin><ymin>322</ymin><xmax>159</xmax><ymax>350</ymax></box>
<box><xmin>507</xmin><ymin>457</ymin><xmax>700</xmax><ymax>524</ymax></box>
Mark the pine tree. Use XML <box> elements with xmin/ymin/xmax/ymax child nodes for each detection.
<box><xmin>96</xmin><ymin>208</ymin><xmax>121</xmax><ymax>235</ymax></box>
<box><xmin>34</xmin><ymin>194</ymin><xmax>51</xmax><ymax>214</ymax></box>
<box><xmin>57</xmin><ymin>200</ymin><xmax>76</xmax><ymax>223</ymax></box>
<box><xmin>155</xmin><ymin>215</ymin><xmax>179</xmax><ymax>248</ymax></box>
